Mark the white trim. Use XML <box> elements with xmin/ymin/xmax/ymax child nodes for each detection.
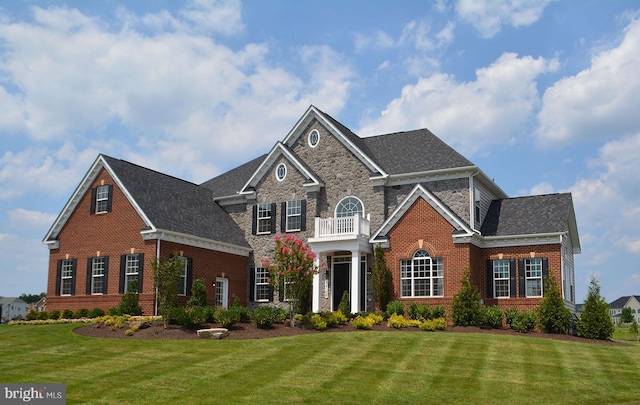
<box><xmin>215</xmin><ymin>277</ymin><xmax>229</xmax><ymax>308</ymax></box>
<box><xmin>275</xmin><ymin>163</ymin><xmax>287</xmax><ymax>182</ymax></box>
<box><xmin>308</xmin><ymin>129</ymin><xmax>320</xmax><ymax>148</ymax></box>
<box><xmin>141</xmin><ymin>229</ymin><xmax>252</xmax><ymax>257</ymax></box>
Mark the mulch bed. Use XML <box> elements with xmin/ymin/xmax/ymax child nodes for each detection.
<box><xmin>73</xmin><ymin>321</ymin><xmax>629</xmax><ymax>345</ymax></box>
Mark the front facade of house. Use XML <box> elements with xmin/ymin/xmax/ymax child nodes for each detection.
<box><xmin>0</xmin><ymin>297</ymin><xmax>28</xmax><ymax>322</ymax></box>
<box><xmin>609</xmin><ymin>296</ymin><xmax>640</xmax><ymax>323</ymax></box>
<box><xmin>44</xmin><ymin>106</ymin><xmax>580</xmax><ymax>316</ymax></box>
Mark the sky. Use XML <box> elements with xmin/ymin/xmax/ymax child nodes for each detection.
<box><xmin>1</xmin><ymin>0</ymin><xmax>639</xmax><ymax>305</ymax></box>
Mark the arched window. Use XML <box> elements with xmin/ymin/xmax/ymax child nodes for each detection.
<box><xmin>400</xmin><ymin>250</ymin><xmax>444</xmax><ymax>298</ymax></box>
<box><xmin>335</xmin><ymin>196</ymin><xmax>364</xmax><ymax>218</ymax></box>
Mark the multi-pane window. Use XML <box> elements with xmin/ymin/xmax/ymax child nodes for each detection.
<box><xmin>257</xmin><ymin>203</ymin><xmax>273</xmax><ymax>234</ymax></box>
<box><xmin>92</xmin><ymin>257</ymin><xmax>106</xmax><ymax>294</ymax></box>
<box><xmin>95</xmin><ymin>185</ymin><xmax>110</xmax><ymax>213</ymax></box>
<box><xmin>125</xmin><ymin>254</ymin><xmax>140</xmax><ymax>293</ymax></box>
<box><xmin>255</xmin><ymin>268</ymin><xmax>270</xmax><ymax>302</ymax></box>
<box><xmin>400</xmin><ymin>250</ymin><xmax>443</xmax><ymax>298</ymax></box>
<box><xmin>493</xmin><ymin>260</ymin><xmax>510</xmax><ymax>298</ymax></box>
<box><xmin>525</xmin><ymin>258</ymin><xmax>543</xmax><ymax>297</ymax></box>
<box><xmin>61</xmin><ymin>260</ymin><xmax>74</xmax><ymax>295</ymax></box>
<box><xmin>175</xmin><ymin>256</ymin><xmax>188</xmax><ymax>296</ymax></box>
<box><xmin>336</xmin><ymin>196</ymin><xmax>364</xmax><ymax>218</ymax></box>
<box><xmin>215</xmin><ymin>278</ymin><xmax>229</xmax><ymax>308</ymax></box>
<box><xmin>286</xmin><ymin>200</ymin><xmax>302</xmax><ymax>232</ymax></box>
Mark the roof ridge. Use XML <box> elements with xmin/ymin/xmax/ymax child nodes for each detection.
<box><xmin>101</xmin><ymin>154</ymin><xmax>200</xmax><ymax>188</ymax></box>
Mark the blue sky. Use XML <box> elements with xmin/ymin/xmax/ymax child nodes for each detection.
<box><xmin>1</xmin><ymin>0</ymin><xmax>639</xmax><ymax>304</ymax></box>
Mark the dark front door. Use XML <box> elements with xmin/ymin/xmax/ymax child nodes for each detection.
<box><xmin>333</xmin><ymin>263</ymin><xmax>350</xmax><ymax>311</ymax></box>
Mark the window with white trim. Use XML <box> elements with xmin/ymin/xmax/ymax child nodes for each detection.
<box><xmin>400</xmin><ymin>250</ymin><xmax>443</xmax><ymax>298</ymax></box>
<box><xmin>215</xmin><ymin>277</ymin><xmax>229</xmax><ymax>308</ymax></box>
<box><xmin>91</xmin><ymin>257</ymin><xmax>106</xmax><ymax>295</ymax></box>
<box><xmin>257</xmin><ymin>203</ymin><xmax>273</xmax><ymax>234</ymax></box>
<box><xmin>286</xmin><ymin>199</ymin><xmax>302</xmax><ymax>232</ymax></box>
<box><xmin>276</xmin><ymin>163</ymin><xmax>287</xmax><ymax>181</ymax></box>
<box><xmin>254</xmin><ymin>267</ymin><xmax>270</xmax><ymax>302</ymax></box>
<box><xmin>125</xmin><ymin>254</ymin><xmax>140</xmax><ymax>293</ymax></box>
<box><xmin>493</xmin><ymin>259</ymin><xmax>510</xmax><ymax>298</ymax></box>
<box><xmin>525</xmin><ymin>258</ymin><xmax>543</xmax><ymax>297</ymax></box>
<box><xmin>175</xmin><ymin>256</ymin><xmax>188</xmax><ymax>296</ymax></box>
<box><xmin>308</xmin><ymin>129</ymin><xmax>319</xmax><ymax>147</ymax></box>
<box><xmin>96</xmin><ymin>185</ymin><xmax>111</xmax><ymax>213</ymax></box>
<box><xmin>335</xmin><ymin>196</ymin><xmax>364</xmax><ymax>218</ymax></box>
<box><xmin>61</xmin><ymin>259</ymin><xmax>75</xmax><ymax>296</ymax></box>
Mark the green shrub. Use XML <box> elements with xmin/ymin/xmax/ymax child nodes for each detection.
<box><xmin>232</xmin><ymin>297</ymin><xmax>251</xmax><ymax>322</ymax></box>
<box><xmin>107</xmin><ymin>307</ymin><xmax>121</xmax><ymax>316</ymax></box>
<box><xmin>87</xmin><ymin>308</ymin><xmax>104</xmax><ymax>318</ymax></box>
<box><xmin>124</xmin><ymin>328</ymin><xmax>135</xmax><ymax>336</ymax></box>
<box><xmin>450</xmin><ymin>269</ymin><xmax>482</xmax><ymax>327</ymax></box>
<box><xmin>294</xmin><ymin>313</ymin><xmax>304</xmax><ymax>322</ymax></box>
<box><xmin>482</xmin><ymin>305</ymin><xmax>503</xmax><ymax>329</ymax></box>
<box><xmin>49</xmin><ymin>310</ymin><xmax>61</xmax><ymax>320</ymax></box>
<box><xmin>419</xmin><ymin>318</ymin><xmax>446</xmax><ymax>331</ymax></box>
<box><xmin>387</xmin><ymin>313</ymin><xmax>411</xmax><ymax>329</ymax></box>
<box><xmin>504</xmin><ymin>306</ymin><xmax>518</xmax><ymax>326</ymax></box>
<box><xmin>62</xmin><ymin>309</ymin><xmax>74</xmax><ymax>319</ymax></box>
<box><xmin>408</xmin><ymin>302</ymin><xmax>430</xmax><ymax>320</ymax></box>
<box><xmin>322</xmin><ymin>311</ymin><xmax>347</xmax><ymax>327</ymax></box>
<box><xmin>187</xmin><ymin>278</ymin><xmax>208</xmax><ymax>308</ymax></box>
<box><xmin>537</xmin><ymin>271</ymin><xmax>573</xmax><ymax>334</ymax></box>
<box><xmin>310</xmin><ymin>314</ymin><xmax>327</xmax><ymax>330</ymax></box>
<box><xmin>351</xmin><ymin>315</ymin><xmax>375</xmax><ymax>330</ymax></box>
<box><xmin>117</xmin><ymin>280</ymin><xmax>143</xmax><ymax>316</ymax></box>
<box><xmin>252</xmin><ymin>306</ymin><xmax>282</xmax><ymax>329</ymax></box>
<box><xmin>386</xmin><ymin>300</ymin><xmax>405</xmax><ymax>317</ymax></box>
<box><xmin>35</xmin><ymin>311</ymin><xmax>48</xmax><ymax>321</ymax></box>
<box><xmin>578</xmin><ymin>277</ymin><xmax>614</xmax><ymax>340</ymax></box>
<box><xmin>25</xmin><ymin>310</ymin><xmax>38</xmax><ymax>321</ymax></box>
<box><xmin>338</xmin><ymin>291</ymin><xmax>351</xmax><ymax>318</ymax></box>
<box><xmin>74</xmin><ymin>308</ymin><xmax>89</xmax><ymax>319</ymax></box>
<box><xmin>215</xmin><ymin>308</ymin><xmax>241</xmax><ymax>329</ymax></box>
<box><xmin>630</xmin><ymin>318</ymin><xmax>639</xmax><ymax>334</ymax></box>
<box><xmin>431</xmin><ymin>305</ymin><xmax>445</xmax><ymax>320</ymax></box>
<box><xmin>511</xmin><ymin>310</ymin><xmax>537</xmax><ymax>333</ymax></box>
<box><xmin>367</xmin><ymin>313</ymin><xmax>384</xmax><ymax>325</ymax></box>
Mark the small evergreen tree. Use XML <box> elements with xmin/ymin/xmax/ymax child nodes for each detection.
<box><xmin>187</xmin><ymin>278</ymin><xmax>208</xmax><ymax>308</ymax></box>
<box><xmin>117</xmin><ymin>279</ymin><xmax>143</xmax><ymax>316</ymax></box>
<box><xmin>630</xmin><ymin>317</ymin><xmax>639</xmax><ymax>334</ymax></box>
<box><xmin>450</xmin><ymin>268</ymin><xmax>482</xmax><ymax>326</ymax></box>
<box><xmin>338</xmin><ymin>291</ymin><xmax>351</xmax><ymax>318</ymax></box>
<box><xmin>153</xmin><ymin>254</ymin><xmax>184</xmax><ymax>328</ymax></box>
<box><xmin>372</xmin><ymin>244</ymin><xmax>393</xmax><ymax>313</ymax></box>
<box><xmin>577</xmin><ymin>277</ymin><xmax>614</xmax><ymax>340</ymax></box>
<box><xmin>620</xmin><ymin>307</ymin><xmax>633</xmax><ymax>324</ymax></box>
<box><xmin>537</xmin><ymin>270</ymin><xmax>572</xmax><ymax>334</ymax></box>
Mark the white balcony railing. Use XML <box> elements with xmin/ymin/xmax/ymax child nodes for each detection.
<box><xmin>313</xmin><ymin>215</ymin><xmax>370</xmax><ymax>239</ymax></box>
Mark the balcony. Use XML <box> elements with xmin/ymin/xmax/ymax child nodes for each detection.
<box><xmin>311</xmin><ymin>215</ymin><xmax>370</xmax><ymax>240</ymax></box>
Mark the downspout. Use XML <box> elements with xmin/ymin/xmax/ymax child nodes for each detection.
<box><xmin>154</xmin><ymin>234</ymin><xmax>162</xmax><ymax>316</ymax></box>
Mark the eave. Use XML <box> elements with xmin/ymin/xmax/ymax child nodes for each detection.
<box><xmin>141</xmin><ymin>229</ymin><xmax>252</xmax><ymax>257</ymax></box>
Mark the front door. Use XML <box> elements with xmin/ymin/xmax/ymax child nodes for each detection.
<box><xmin>333</xmin><ymin>262</ymin><xmax>350</xmax><ymax>311</ymax></box>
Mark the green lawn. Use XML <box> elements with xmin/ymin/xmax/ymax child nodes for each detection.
<box><xmin>1</xmin><ymin>324</ymin><xmax>639</xmax><ymax>405</ymax></box>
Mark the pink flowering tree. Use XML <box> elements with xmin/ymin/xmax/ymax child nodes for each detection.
<box><xmin>261</xmin><ymin>234</ymin><xmax>318</xmax><ymax>326</ymax></box>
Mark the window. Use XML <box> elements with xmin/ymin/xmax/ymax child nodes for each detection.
<box><xmin>493</xmin><ymin>260</ymin><xmax>510</xmax><ymax>298</ymax></box>
<box><xmin>276</xmin><ymin>163</ymin><xmax>287</xmax><ymax>181</ymax></box>
<box><xmin>215</xmin><ymin>278</ymin><xmax>229</xmax><ymax>308</ymax></box>
<box><xmin>59</xmin><ymin>259</ymin><xmax>76</xmax><ymax>296</ymax></box>
<box><xmin>175</xmin><ymin>256</ymin><xmax>188</xmax><ymax>296</ymax></box>
<box><xmin>285</xmin><ymin>199</ymin><xmax>302</xmax><ymax>232</ymax></box>
<box><xmin>254</xmin><ymin>268</ymin><xmax>271</xmax><ymax>302</ymax></box>
<box><xmin>91</xmin><ymin>257</ymin><xmax>107</xmax><ymax>294</ymax></box>
<box><xmin>308</xmin><ymin>129</ymin><xmax>319</xmax><ymax>147</ymax></box>
<box><xmin>335</xmin><ymin>196</ymin><xmax>364</xmax><ymax>218</ymax></box>
<box><xmin>525</xmin><ymin>258</ymin><xmax>543</xmax><ymax>297</ymax></box>
<box><xmin>120</xmin><ymin>254</ymin><xmax>144</xmax><ymax>293</ymax></box>
<box><xmin>91</xmin><ymin>185</ymin><xmax>113</xmax><ymax>214</ymax></box>
<box><xmin>253</xmin><ymin>203</ymin><xmax>275</xmax><ymax>235</ymax></box>
<box><xmin>400</xmin><ymin>250</ymin><xmax>443</xmax><ymax>298</ymax></box>
<box><xmin>474</xmin><ymin>187</ymin><xmax>481</xmax><ymax>222</ymax></box>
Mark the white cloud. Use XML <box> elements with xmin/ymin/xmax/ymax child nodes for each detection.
<box><xmin>0</xmin><ymin>233</ymin><xmax>48</xmax><ymax>295</ymax></box>
<box><xmin>536</xmin><ymin>16</ymin><xmax>640</xmax><ymax>147</ymax></box>
<box><xmin>8</xmin><ymin>208</ymin><xmax>57</xmax><ymax>230</ymax></box>
<box><xmin>359</xmin><ymin>52</ymin><xmax>558</xmax><ymax>155</ymax></box>
<box><xmin>456</xmin><ymin>0</ymin><xmax>555</xmax><ymax>38</ymax></box>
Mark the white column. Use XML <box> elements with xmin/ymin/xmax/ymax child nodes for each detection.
<box><xmin>312</xmin><ymin>253</ymin><xmax>321</xmax><ymax>312</ymax></box>
<box><xmin>351</xmin><ymin>250</ymin><xmax>360</xmax><ymax>314</ymax></box>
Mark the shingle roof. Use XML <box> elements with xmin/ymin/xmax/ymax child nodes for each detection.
<box><xmin>102</xmin><ymin>155</ymin><xmax>249</xmax><ymax>248</ymax></box>
<box><xmin>609</xmin><ymin>296</ymin><xmax>640</xmax><ymax>309</ymax></box>
<box><xmin>200</xmin><ymin>154</ymin><xmax>266</xmax><ymax>198</ymax></box>
<box><xmin>480</xmin><ymin>193</ymin><xmax>573</xmax><ymax>237</ymax></box>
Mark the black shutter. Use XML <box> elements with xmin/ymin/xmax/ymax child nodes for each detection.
<box><xmin>300</xmin><ymin>200</ymin><xmax>307</xmax><ymax>231</ymax></box>
<box><xmin>278</xmin><ymin>279</ymin><xmax>284</xmax><ymax>302</ymax></box>
<box><xmin>270</xmin><ymin>203</ymin><xmax>277</xmax><ymax>234</ymax></box>
<box><xmin>90</xmin><ymin>187</ymin><xmax>97</xmax><ymax>214</ymax></box>
<box><xmin>509</xmin><ymin>260</ymin><xmax>516</xmax><ymax>298</ymax></box>
<box><xmin>105</xmin><ymin>185</ymin><xmax>113</xmax><ymax>212</ymax></box>
<box><xmin>281</xmin><ymin>202</ymin><xmax>287</xmax><ymax>232</ymax></box>
<box><xmin>249</xmin><ymin>267</ymin><xmax>255</xmax><ymax>302</ymax></box>
<box><xmin>119</xmin><ymin>255</ymin><xmax>126</xmax><ymax>294</ymax></box>
<box><xmin>186</xmin><ymin>257</ymin><xmax>193</xmax><ymax>296</ymax></box>
<box><xmin>542</xmin><ymin>258</ymin><xmax>549</xmax><ymax>296</ymax></box>
<box><xmin>518</xmin><ymin>259</ymin><xmax>525</xmax><ymax>297</ymax></box>
<box><xmin>70</xmin><ymin>259</ymin><xmax>77</xmax><ymax>296</ymax></box>
<box><xmin>55</xmin><ymin>260</ymin><xmax>62</xmax><ymax>296</ymax></box>
<box><xmin>251</xmin><ymin>205</ymin><xmax>257</xmax><ymax>235</ymax></box>
<box><xmin>137</xmin><ymin>253</ymin><xmax>144</xmax><ymax>293</ymax></box>
<box><xmin>486</xmin><ymin>260</ymin><xmax>493</xmax><ymax>298</ymax></box>
<box><xmin>86</xmin><ymin>258</ymin><xmax>93</xmax><ymax>295</ymax></box>
<box><xmin>103</xmin><ymin>256</ymin><xmax>109</xmax><ymax>294</ymax></box>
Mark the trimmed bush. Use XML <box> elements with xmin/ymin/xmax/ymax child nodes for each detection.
<box><xmin>537</xmin><ymin>271</ymin><xmax>572</xmax><ymax>334</ymax></box>
<box><xmin>49</xmin><ymin>310</ymin><xmax>61</xmax><ymax>320</ymax></box>
<box><xmin>232</xmin><ymin>297</ymin><xmax>251</xmax><ymax>322</ymax></box>
<box><xmin>578</xmin><ymin>277</ymin><xmax>614</xmax><ymax>340</ymax></box>
<box><xmin>387</xmin><ymin>314</ymin><xmax>419</xmax><ymax>328</ymax></box>
<box><xmin>310</xmin><ymin>314</ymin><xmax>327</xmax><ymax>330</ymax></box>
<box><xmin>351</xmin><ymin>315</ymin><xmax>375</xmax><ymax>330</ymax></box>
<box><xmin>450</xmin><ymin>269</ymin><xmax>482</xmax><ymax>327</ymax></box>
<box><xmin>252</xmin><ymin>306</ymin><xmax>282</xmax><ymax>329</ymax></box>
<box><xmin>36</xmin><ymin>311</ymin><xmax>49</xmax><ymax>321</ymax></box>
<box><xmin>215</xmin><ymin>307</ymin><xmax>241</xmax><ymax>329</ymax></box>
<box><xmin>338</xmin><ymin>291</ymin><xmax>351</xmax><ymax>318</ymax></box>
<box><xmin>322</xmin><ymin>311</ymin><xmax>347</xmax><ymax>327</ymax></box>
<box><xmin>482</xmin><ymin>305</ymin><xmax>503</xmax><ymax>329</ymax></box>
<box><xmin>408</xmin><ymin>302</ymin><xmax>430</xmax><ymax>321</ymax></box>
<box><xmin>25</xmin><ymin>310</ymin><xmax>38</xmax><ymax>321</ymax></box>
<box><xmin>420</xmin><ymin>317</ymin><xmax>447</xmax><ymax>331</ymax></box>
<box><xmin>386</xmin><ymin>300</ymin><xmax>405</xmax><ymax>317</ymax></box>
<box><xmin>511</xmin><ymin>310</ymin><xmax>536</xmax><ymax>333</ymax></box>
<box><xmin>74</xmin><ymin>308</ymin><xmax>89</xmax><ymax>319</ymax></box>
<box><xmin>62</xmin><ymin>309</ymin><xmax>74</xmax><ymax>319</ymax></box>
<box><xmin>504</xmin><ymin>306</ymin><xmax>518</xmax><ymax>327</ymax></box>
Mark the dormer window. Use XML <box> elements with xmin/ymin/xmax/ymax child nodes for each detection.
<box><xmin>308</xmin><ymin>129</ymin><xmax>320</xmax><ymax>148</ymax></box>
<box><xmin>90</xmin><ymin>184</ymin><xmax>113</xmax><ymax>214</ymax></box>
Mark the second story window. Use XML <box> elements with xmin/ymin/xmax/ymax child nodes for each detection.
<box><xmin>335</xmin><ymin>196</ymin><xmax>364</xmax><ymax>218</ymax></box>
<box><xmin>252</xmin><ymin>203</ymin><xmax>276</xmax><ymax>235</ymax></box>
<box><xmin>90</xmin><ymin>184</ymin><xmax>113</xmax><ymax>214</ymax></box>
<box><xmin>282</xmin><ymin>199</ymin><xmax>306</xmax><ymax>232</ymax></box>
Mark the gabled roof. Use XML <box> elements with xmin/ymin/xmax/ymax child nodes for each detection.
<box><xmin>44</xmin><ymin>155</ymin><xmax>250</xmax><ymax>253</ymax></box>
<box><xmin>480</xmin><ymin>193</ymin><xmax>580</xmax><ymax>253</ymax></box>
<box><xmin>0</xmin><ymin>297</ymin><xmax>27</xmax><ymax>305</ymax></box>
<box><xmin>609</xmin><ymin>296</ymin><xmax>640</xmax><ymax>309</ymax></box>
<box><xmin>370</xmin><ymin>184</ymin><xmax>475</xmax><ymax>244</ymax></box>
<box><xmin>200</xmin><ymin>154</ymin><xmax>266</xmax><ymax>199</ymax></box>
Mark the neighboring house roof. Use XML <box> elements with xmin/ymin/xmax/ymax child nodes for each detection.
<box><xmin>480</xmin><ymin>193</ymin><xmax>581</xmax><ymax>253</ymax></box>
<box><xmin>0</xmin><ymin>297</ymin><xmax>27</xmax><ymax>305</ymax></box>
<box><xmin>609</xmin><ymin>296</ymin><xmax>640</xmax><ymax>309</ymax></box>
<box><xmin>43</xmin><ymin>155</ymin><xmax>250</xmax><ymax>254</ymax></box>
